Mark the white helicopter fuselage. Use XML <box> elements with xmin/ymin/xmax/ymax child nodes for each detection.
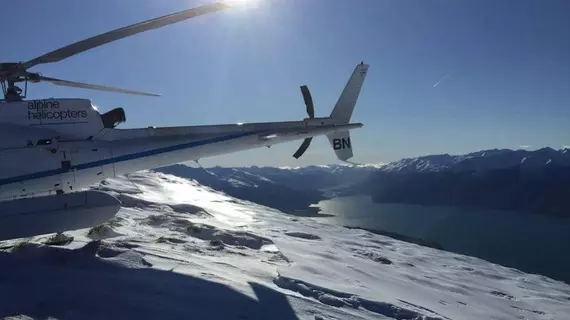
<box><xmin>0</xmin><ymin>62</ymin><xmax>369</xmax><ymax>201</ymax></box>
<box><xmin>0</xmin><ymin>98</ymin><xmax>354</xmax><ymax>199</ymax></box>
<box><xmin>0</xmin><ymin>62</ymin><xmax>368</xmax><ymax>241</ymax></box>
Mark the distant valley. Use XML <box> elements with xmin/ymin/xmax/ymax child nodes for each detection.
<box><xmin>155</xmin><ymin>164</ymin><xmax>379</xmax><ymax>214</ymax></box>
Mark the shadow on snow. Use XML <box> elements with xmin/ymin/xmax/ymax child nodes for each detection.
<box><xmin>0</xmin><ymin>242</ymin><xmax>299</xmax><ymax>320</ymax></box>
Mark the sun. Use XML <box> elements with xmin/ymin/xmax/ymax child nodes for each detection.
<box><xmin>224</xmin><ymin>0</ymin><xmax>260</xmax><ymax>9</ymax></box>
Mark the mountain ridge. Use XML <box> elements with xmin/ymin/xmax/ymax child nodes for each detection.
<box><xmin>379</xmin><ymin>147</ymin><xmax>570</xmax><ymax>173</ymax></box>
<box><xmin>358</xmin><ymin>148</ymin><xmax>570</xmax><ymax>217</ymax></box>
<box><xmin>155</xmin><ymin>147</ymin><xmax>570</xmax><ymax>217</ymax></box>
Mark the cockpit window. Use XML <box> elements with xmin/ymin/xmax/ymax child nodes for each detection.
<box><xmin>101</xmin><ymin>107</ymin><xmax>126</xmax><ymax>128</ymax></box>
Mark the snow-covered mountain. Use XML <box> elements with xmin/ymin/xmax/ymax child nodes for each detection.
<box><xmin>357</xmin><ymin>148</ymin><xmax>570</xmax><ymax>217</ymax></box>
<box><xmin>381</xmin><ymin>148</ymin><xmax>570</xmax><ymax>173</ymax></box>
<box><xmin>1</xmin><ymin>171</ymin><xmax>568</xmax><ymax>319</ymax></box>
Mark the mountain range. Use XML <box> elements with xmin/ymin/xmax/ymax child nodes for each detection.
<box><xmin>380</xmin><ymin>147</ymin><xmax>570</xmax><ymax>173</ymax></box>
<box><xmin>360</xmin><ymin>147</ymin><xmax>570</xmax><ymax>217</ymax></box>
<box><xmin>155</xmin><ymin>147</ymin><xmax>570</xmax><ymax>217</ymax></box>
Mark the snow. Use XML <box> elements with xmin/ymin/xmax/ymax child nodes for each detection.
<box><xmin>1</xmin><ymin>171</ymin><xmax>569</xmax><ymax>320</ymax></box>
<box><xmin>381</xmin><ymin>148</ymin><xmax>570</xmax><ymax>173</ymax></box>
<box><xmin>278</xmin><ymin>163</ymin><xmax>386</xmax><ymax>171</ymax></box>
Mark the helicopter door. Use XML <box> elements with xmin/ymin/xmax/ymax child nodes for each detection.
<box><xmin>66</xmin><ymin>147</ymin><xmax>105</xmax><ymax>189</ymax></box>
<box><xmin>99</xmin><ymin>148</ymin><xmax>115</xmax><ymax>179</ymax></box>
<box><xmin>59</xmin><ymin>150</ymin><xmax>75</xmax><ymax>193</ymax></box>
<box><xmin>56</xmin><ymin>150</ymin><xmax>75</xmax><ymax>192</ymax></box>
<box><xmin>0</xmin><ymin>147</ymin><xmax>62</xmax><ymax>197</ymax></box>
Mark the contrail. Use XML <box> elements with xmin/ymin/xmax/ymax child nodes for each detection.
<box><xmin>433</xmin><ymin>72</ymin><xmax>453</xmax><ymax>88</ymax></box>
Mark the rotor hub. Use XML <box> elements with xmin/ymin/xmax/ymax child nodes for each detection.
<box><xmin>0</xmin><ymin>62</ymin><xmax>26</xmax><ymax>79</ymax></box>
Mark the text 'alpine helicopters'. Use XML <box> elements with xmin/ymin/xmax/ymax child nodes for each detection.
<box><xmin>0</xmin><ymin>2</ymin><xmax>369</xmax><ymax>241</ymax></box>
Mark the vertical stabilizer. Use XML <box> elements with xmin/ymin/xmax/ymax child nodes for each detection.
<box><xmin>328</xmin><ymin>130</ymin><xmax>353</xmax><ymax>161</ymax></box>
<box><xmin>327</xmin><ymin>62</ymin><xmax>369</xmax><ymax>161</ymax></box>
<box><xmin>329</xmin><ymin>62</ymin><xmax>369</xmax><ymax>123</ymax></box>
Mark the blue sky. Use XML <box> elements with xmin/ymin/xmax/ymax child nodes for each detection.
<box><xmin>4</xmin><ymin>0</ymin><xmax>570</xmax><ymax>167</ymax></box>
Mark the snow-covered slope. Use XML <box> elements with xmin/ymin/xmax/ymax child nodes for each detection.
<box><xmin>155</xmin><ymin>164</ymin><xmax>380</xmax><ymax>212</ymax></box>
<box><xmin>1</xmin><ymin>171</ymin><xmax>568</xmax><ymax>320</ymax></box>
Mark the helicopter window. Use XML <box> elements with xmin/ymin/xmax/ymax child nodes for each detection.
<box><xmin>101</xmin><ymin>107</ymin><xmax>126</xmax><ymax>128</ymax></box>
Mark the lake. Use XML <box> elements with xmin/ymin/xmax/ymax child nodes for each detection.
<box><xmin>315</xmin><ymin>195</ymin><xmax>570</xmax><ymax>284</ymax></box>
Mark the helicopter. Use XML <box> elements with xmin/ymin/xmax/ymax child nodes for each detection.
<box><xmin>0</xmin><ymin>2</ymin><xmax>369</xmax><ymax>241</ymax></box>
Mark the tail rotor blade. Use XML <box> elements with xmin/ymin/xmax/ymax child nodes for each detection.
<box><xmin>293</xmin><ymin>137</ymin><xmax>312</xmax><ymax>159</ymax></box>
<box><xmin>300</xmin><ymin>85</ymin><xmax>315</xmax><ymax>118</ymax></box>
<box><xmin>293</xmin><ymin>85</ymin><xmax>315</xmax><ymax>159</ymax></box>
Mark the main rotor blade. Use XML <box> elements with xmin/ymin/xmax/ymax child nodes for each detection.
<box><xmin>39</xmin><ymin>76</ymin><xmax>160</xmax><ymax>97</ymax></box>
<box><xmin>23</xmin><ymin>2</ymin><xmax>232</xmax><ymax>69</ymax></box>
<box><xmin>300</xmin><ymin>85</ymin><xmax>314</xmax><ymax>118</ymax></box>
<box><xmin>293</xmin><ymin>137</ymin><xmax>312</xmax><ymax>159</ymax></box>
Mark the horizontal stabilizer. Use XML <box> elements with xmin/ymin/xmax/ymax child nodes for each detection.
<box><xmin>259</xmin><ymin>123</ymin><xmax>362</xmax><ymax>140</ymax></box>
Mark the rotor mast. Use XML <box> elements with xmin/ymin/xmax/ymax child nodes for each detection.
<box><xmin>0</xmin><ymin>62</ymin><xmax>29</xmax><ymax>102</ymax></box>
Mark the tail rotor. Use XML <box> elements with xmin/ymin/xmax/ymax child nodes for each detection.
<box><xmin>293</xmin><ymin>85</ymin><xmax>315</xmax><ymax>159</ymax></box>
<box><xmin>300</xmin><ymin>85</ymin><xmax>314</xmax><ymax>118</ymax></box>
<box><xmin>292</xmin><ymin>62</ymin><xmax>369</xmax><ymax>161</ymax></box>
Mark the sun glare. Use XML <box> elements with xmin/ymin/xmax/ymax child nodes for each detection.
<box><xmin>225</xmin><ymin>0</ymin><xmax>260</xmax><ymax>9</ymax></box>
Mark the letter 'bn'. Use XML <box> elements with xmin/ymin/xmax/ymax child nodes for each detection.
<box><xmin>333</xmin><ymin>138</ymin><xmax>351</xmax><ymax>150</ymax></box>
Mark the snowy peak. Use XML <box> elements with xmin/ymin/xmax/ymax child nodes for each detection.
<box><xmin>359</xmin><ymin>148</ymin><xmax>570</xmax><ymax>218</ymax></box>
<box><xmin>381</xmin><ymin>154</ymin><xmax>457</xmax><ymax>173</ymax></box>
<box><xmin>381</xmin><ymin>148</ymin><xmax>570</xmax><ymax>173</ymax></box>
<box><xmin>278</xmin><ymin>163</ymin><xmax>384</xmax><ymax>174</ymax></box>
